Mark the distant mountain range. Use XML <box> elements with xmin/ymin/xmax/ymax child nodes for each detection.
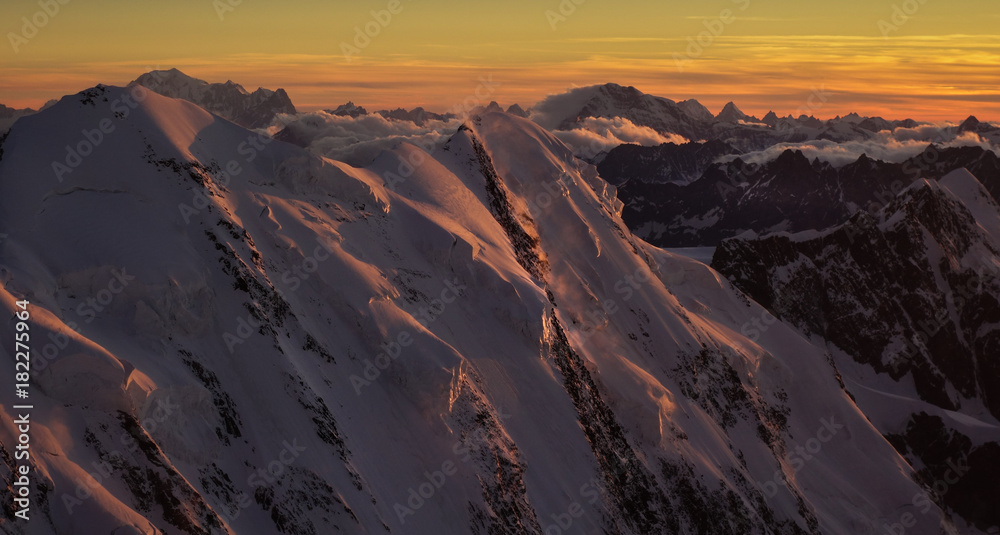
<box><xmin>6</xmin><ymin>75</ymin><xmax>992</xmax><ymax>148</ymax></box>
<box><xmin>0</xmin><ymin>103</ymin><xmax>40</xmax><ymax>136</ymax></box>
<box><xmin>613</xmin><ymin>144</ymin><xmax>1000</xmax><ymax>247</ymax></box>
<box><xmin>527</xmin><ymin>83</ymin><xmax>939</xmax><ymax>154</ymax></box>
<box><xmin>132</xmin><ymin>69</ymin><xmax>297</xmax><ymax>129</ymax></box>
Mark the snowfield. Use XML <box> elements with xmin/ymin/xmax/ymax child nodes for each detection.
<box><xmin>0</xmin><ymin>85</ymin><xmax>972</xmax><ymax>534</ymax></box>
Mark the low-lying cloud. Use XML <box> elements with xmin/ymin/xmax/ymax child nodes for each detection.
<box><xmin>529</xmin><ymin>85</ymin><xmax>607</xmax><ymax>131</ymax></box>
<box><xmin>552</xmin><ymin>117</ymin><xmax>689</xmax><ymax>160</ymax></box>
<box><xmin>267</xmin><ymin>111</ymin><xmax>463</xmax><ymax>167</ymax></box>
<box><xmin>718</xmin><ymin>125</ymin><xmax>999</xmax><ymax>168</ymax></box>
<box><xmin>264</xmin><ymin>108</ymin><xmax>992</xmax><ymax>173</ymax></box>
<box><xmin>268</xmin><ymin>109</ymin><xmax>689</xmax><ymax>166</ymax></box>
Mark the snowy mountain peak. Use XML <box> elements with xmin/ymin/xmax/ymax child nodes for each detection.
<box><xmin>132</xmin><ymin>68</ymin><xmax>296</xmax><ymax>128</ymax></box>
<box><xmin>837</xmin><ymin>112</ymin><xmax>865</xmax><ymax>124</ymax></box>
<box><xmin>958</xmin><ymin>115</ymin><xmax>982</xmax><ymax>133</ymax></box>
<box><xmin>716</xmin><ymin>101</ymin><xmax>751</xmax><ymax>123</ymax></box>
<box><xmin>505</xmin><ymin>103</ymin><xmax>528</xmax><ymax>118</ymax></box>
<box><xmin>327</xmin><ymin>101</ymin><xmax>369</xmax><ymax>117</ymax></box>
<box><xmin>468</xmin><ymin>101</ymin><xmax>505</xmax><ymax>117</ymax></box>
<box><xmin>135</xmin><ymin>68</ymin><xmax>223</xmax><ymax>94</ymax></box>
<box><xmin>677</xmin><ymin>98</ymin><xmax>715</xmax><ymax>123</ymax></box>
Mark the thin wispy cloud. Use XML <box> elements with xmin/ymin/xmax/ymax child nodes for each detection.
<box><xmin>4</xmin><ymin>35</ymin><xmax>1000</xmax><ymax>121</ymax></box>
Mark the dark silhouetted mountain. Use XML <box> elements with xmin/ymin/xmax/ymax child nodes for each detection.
<box><xmin>505</xmin><ymin>103</ymin><xmax>528</xmax><ymax>118</ymax></box>
<box><xmin>716</xmin><ymin>101</ymin><xmax>757</xmax><ymax>124</ymax></box>
<box><xmin>327</xmin><ymin>101</ymin><xmax>368</xmax><ymax>117</ymax></box>
<box><xmin>712</xmin><ymin>170</ymin><xmax>1000</xmax><ymax>531</ymax></box>
<box><xmin>614</xmin><ymin>144</ymin><xmax>1000</xmax><ymax>247</ymax></box>
<box><xmin>376</xmin><ymin>106</ymin><xmax>452</xmax><ymax>125</ymax></box>
<box><xmin>596</xmin><ymin>139</ymin><xmax>739</xmax><ymax>185</ymax></box>
<box><xmin>0</xmin><ymin>103</ymin><xmax>35</xmax><ymax>134</ymax></box>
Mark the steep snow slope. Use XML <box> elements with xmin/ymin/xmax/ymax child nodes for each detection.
<box><xmin>0</xmin><ymin>86</ymin><xmax>960</xmax><ymax>534</ymax></box>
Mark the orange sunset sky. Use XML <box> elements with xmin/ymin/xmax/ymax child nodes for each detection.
<box><xmin>2</xmin><ymin>0</ymin><xmax>999</xmax><ymax>121</ymax></box>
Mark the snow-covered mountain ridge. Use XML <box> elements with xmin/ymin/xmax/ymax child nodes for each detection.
<box><xmin>0</xmin><ymin>84</ymin><xmax>982</xmax><ymax>534</ymax></box>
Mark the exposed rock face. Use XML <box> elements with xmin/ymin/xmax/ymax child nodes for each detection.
<box><xmin>376</xmin><ymin>106</ymin><xmax>453</xmax><ymax>126</ymax></box>
<box><xmin>715</xmin><ymin>170</ymin><xmax>1000</xmax><ymax>417</ymax></box>
<box><xmin>712</xmin><ymin>170</ymin><xmax>1000</xmax><ymax>531</ymax></box>
<box><xmin>716</xmin><ymin>101</ymin><xmax>756</xmax><ymax>124</ymax></box>
<box><xmin>614</xmin><ymin>144</ymin><xmax>1000</xmax><ymax>247</ymax></box>
<box><xmin>596</xmin><ymin>139</ymin><xmax>740</xmax><ymax>186</ymax></box>
<box><xmin>328</xmin><ymin>101</ymin><xmax>368</xmax><ymax>118</ymax></box>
